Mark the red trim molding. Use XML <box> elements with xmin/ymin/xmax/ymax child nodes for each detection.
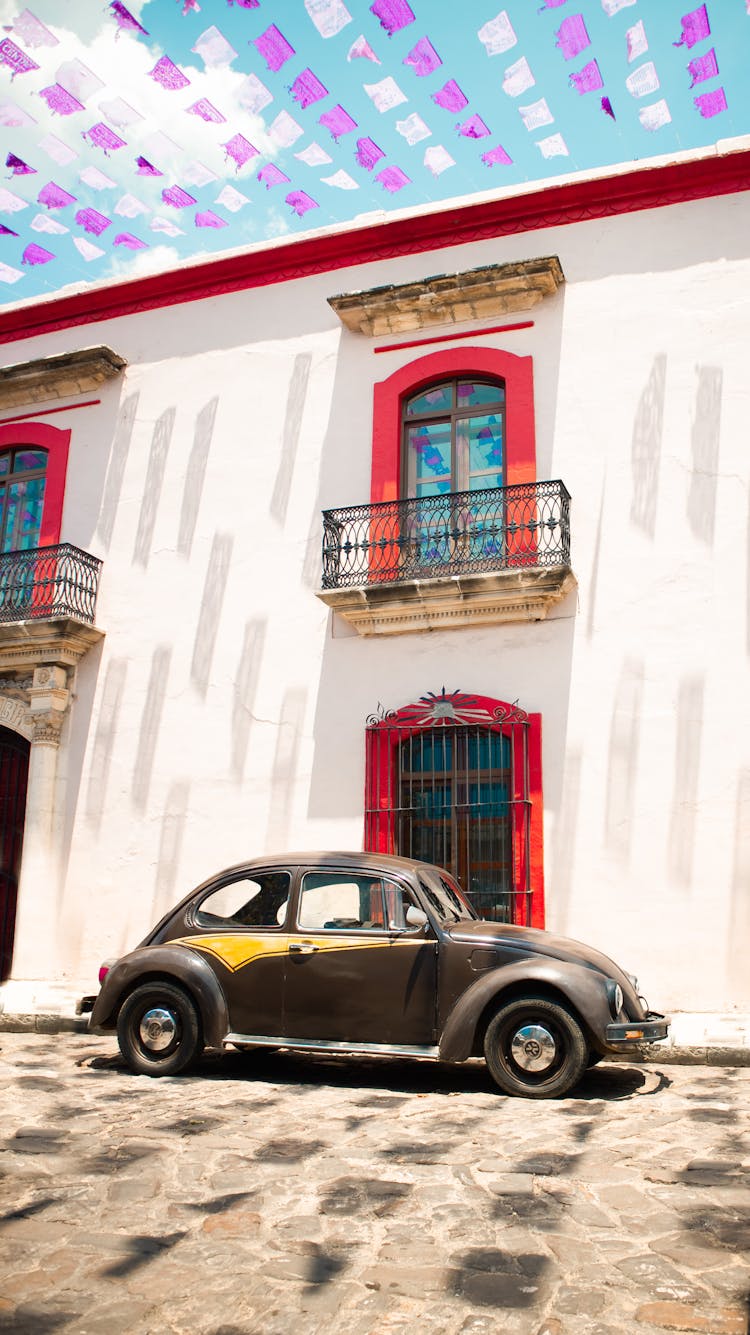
<box><xmin>0</xmin><ymin>150</ymin><xmax>747</xmax><ymax>347</ymax></box>
<box><xmin>0</xmin><ymin>420</ymin><xmax>70</xmax><ymax>544</ymax></box>
<box><xmin>371</xmin><ymin>345</ymin><xmax>535</xmax><ymax>504</ymax></box>
<box><xmin>374</xmin><ymin>321</ymin><xmax>534</xmax><ymax>355</ymax></box>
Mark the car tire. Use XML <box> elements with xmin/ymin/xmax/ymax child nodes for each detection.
<box><xmin>484</xmin><ymin>996</ymin><xmax>589</xmax><ymax>1099</ymax></box>
<box><xmin>117</xmin><ymin>981</ymin><xmax>203</xmax><ymax>1077</ymax></box>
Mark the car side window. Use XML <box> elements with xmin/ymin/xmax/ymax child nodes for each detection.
<box><xmin>297</xmin><ymin>873</ymin><xmax>424</xmax><ymax>933</ymax></box>
<box><xmin>195</xmin><ymin>871</ymin><xmax>291</xmax><ymax>929</ymax></box>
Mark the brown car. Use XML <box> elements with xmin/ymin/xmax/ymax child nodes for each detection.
<box><xmin>87</xmin><ymin>852</ymin><xmax>669</xmax><ymax>1098</ymax></box>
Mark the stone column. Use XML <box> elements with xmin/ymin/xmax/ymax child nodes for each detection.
<box><xmin>10</xmin><ymin>666</ymin><xmax>70</xmax><ymax>983</ymax></box>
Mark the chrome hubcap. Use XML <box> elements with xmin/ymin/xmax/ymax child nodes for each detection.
<box><xmin>510</xmin><ymin>1023</ymin><xmax>557</xmax><ymax>1072</ymax></box>
<box><xmin>139</xmin><ymin>1007</ymin><xmax>177</xmax><ymax>1052</ymax></box>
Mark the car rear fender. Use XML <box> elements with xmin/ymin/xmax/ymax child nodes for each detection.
<box><xmin>89</xmin><ymin>945</ymin><xmax>229</xmax><ymax>1050</ymax></box>
<box><xmin>438</xmin><ymin>958</ymin><xmax>611</xmax><ymax>1063</ymax></box>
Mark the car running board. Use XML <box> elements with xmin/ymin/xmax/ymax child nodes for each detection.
<box><xmin>224</xmin><ymin>1032</ymin><xmax>440</xmax><ymax>1060</ymax></box>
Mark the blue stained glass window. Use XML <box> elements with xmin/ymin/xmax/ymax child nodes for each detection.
<box><xmin>0</xmin><ymin>448</ymin><xmax>47</xmax><ymax>553</ymax></box>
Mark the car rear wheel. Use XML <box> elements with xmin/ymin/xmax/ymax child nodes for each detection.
<box><xmin>484</xmin><ymin>996</ymin><xmax>588</xmax><ymax>1099</ymax></box>
<box><xmin>117</xmin><ymin>981</ymin><xmax>203</xmax><ymax>1077</ymax></box>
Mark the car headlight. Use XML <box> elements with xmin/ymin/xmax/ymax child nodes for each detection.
<box><xmin>607</xmin><ymin>980</ymin><xmax>624</xmax><ymax>1018</ymax></box>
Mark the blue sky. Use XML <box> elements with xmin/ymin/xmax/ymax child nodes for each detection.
<box><xmin>0</xmin><ymin>0</ymin><xmax>747</xmax><ymax>306</ymax></box>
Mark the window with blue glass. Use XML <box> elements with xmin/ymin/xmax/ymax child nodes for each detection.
<box><xmin>403</xmin><ymin>379</ymin><xmax>505</xmax><ymax>498</ymax></box>
<box><xmin>0</xmin><ymin>448</ymin><xmax>47</xmax><ymax>554</ymax></box>
<box><xmin>401</xmin><ymin>379</ymin><xmax>506</xmax><ymax>567</ymax></box>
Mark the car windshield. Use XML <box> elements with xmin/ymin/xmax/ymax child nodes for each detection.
<box><xmin>417</xmin><ymin>869</ymin><xmax>478</xmax><ymax>924</ymax></box>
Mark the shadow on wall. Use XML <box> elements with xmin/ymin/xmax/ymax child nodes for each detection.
<box><xmin>266</xmin><ymin>688</ymin><xmax>307</xmax><ymax>852</ymax></box>
<box><xmin>152</xmin><ymin>779</ymin><xmax>191</xmax><ymax>924</ymax></box>
<box><xmin>687</xmin><ymin>366</ymin><xmax>722</xmax><ymax>547</ymax></box>
<box><xmin>550</xmin><ymin>747</ymin><xmax>582</xmax><ymax>937</ymax></box>
<box><xmin>85</xmin><ymin>656</ymin><xmax>127</xmax><ymax>834</ymax></box>
<box><xmin>94</xmin><ymin>391</ymin><xmax>139</xmax><ymax>553</ymax></box>
<box><xmin>271</xmin><ymin>354</ymin><xmax>312</xmax><ymax>527</ymax></box>
<box><xmin>131</xmin><ymin>645</ymin><xmax>172</xmax><ymax>813</ymax></box>
<box><xmin>132</xmin><ymin>407</ymin><xmax>175</xmax><ymax>568</ymax></box>
<box><xmin>630</xmin><ymin>353</ymin><xmax>666</xmax><ymax>541</ymax></box>
<box><xmin>667</xmin><ymin>676</ymin><xmax>704</xmax><ymax>890</ymax></box>
<box><xmin>728</xmin><ymin>770</ymin><xmax>750</xmax><ymax>1002</ymax></box>
<box><xmin>605</xmin><ymin>659</ymin><xmax>643</xmax><ymax>866</ymax></box>
<box><xmin>190</xmin><ymin>532</ymin><xmax>233</xmax><ymax>699</ymax></box>
<box><xmin>178</xmin><ymin>397</ymin><xmax>218</xmax><ymax>560</ymax></box>
<box><xmin>231</xmin><ymin>618</ymin><xmax>267</xmax><ymax>782</ymax></box>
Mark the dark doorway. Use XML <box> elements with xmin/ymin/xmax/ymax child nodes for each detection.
<box><xmin>0</xmin><ymin>726</ymin><xmax>29</xmax><ymax>981</ymax></box>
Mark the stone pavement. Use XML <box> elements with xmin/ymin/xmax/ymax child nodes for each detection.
<box><xmin>1</xmin><ymin>1033</ymin><xmax>748</xmax><ymax>1335</ymax></box>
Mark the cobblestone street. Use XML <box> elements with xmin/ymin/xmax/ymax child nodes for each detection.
<box><xmin>1</xmin><ymin>1032</ymin><xmax>748</xmax><ymax>1335</ymax></box>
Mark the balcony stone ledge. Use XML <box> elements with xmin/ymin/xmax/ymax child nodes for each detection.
<box><xmin>0</xmin><ymin>617</ymin><xmax>104</xmax><ymax>670</ymax></box>
<box><xmin>0</xmin><ymin>346</ymin><xmax>126</xmax><ymax>409</ymax></box>
<box><xmin>317</xmin><ymin>566</ymin><xmax>576</xmax><ymax>636</ymax></box>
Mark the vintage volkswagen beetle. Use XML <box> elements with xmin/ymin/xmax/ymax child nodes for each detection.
<box><xmin>87</xmin><ymin>852</ymin><xmax>669</xmax><ymax>1098</ymax></box>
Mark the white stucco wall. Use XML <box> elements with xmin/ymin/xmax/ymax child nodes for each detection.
<box><xmin>4</xmin><ymin>182</ymin><xmax>749</xmax><ymax>1012</ymax></box>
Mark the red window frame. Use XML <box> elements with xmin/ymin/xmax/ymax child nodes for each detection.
<box><xmin>0</xmin><ymin>421</ymin><xmax>70</xmax><ymax>547</ymax></box>
<box><xmin>364</xmin><ymin>692</ymin><xmax>545</xmax><ymax>928</ymax></box>
<box><xmin>371</xmin><ymin>346</ymin><xmax>536</xmax><ymax>505</ymax></box>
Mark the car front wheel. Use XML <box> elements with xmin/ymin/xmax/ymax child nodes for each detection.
<box><xmin>117</xmin><ymin>981</ymin><xmax>203</xmax><ymax>1077</ymax></box>
<box><xmin>484</xmin><ymin>996</ymin><xmax>588</xmax><ymax>1099</ymax></box>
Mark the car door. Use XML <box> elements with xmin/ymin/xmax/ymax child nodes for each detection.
<box><xmin>282</xmin><ymin>868</ymin><xmax>437</xmax><ymax>1046</ymax></box>
<box><xmin>183</xmin><ymin>867</ymin><xmax>292</xmax><ymax>1036</ymax></box>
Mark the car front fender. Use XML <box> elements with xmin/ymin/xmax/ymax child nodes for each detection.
<box><xmin>438</xmin><ymin>957</ymin><xmax>613</xmax><ymax>1063</ymax></box>
<box><xmin>89</xmin><ymin>945</ymin><xmax>229</xmax><ymax>1050</ymax></box>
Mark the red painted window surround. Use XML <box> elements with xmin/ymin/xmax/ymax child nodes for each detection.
<box><xmin>364</xmin><ymin>694</ymin><xmax>545</xmax><ymax>928</ymax></box>
<box><xmin>371</xmin><ymin>345</ymin><xmax>535</xmax><ymax>504</ymax></box>
<box><xmin>0</xmin><ymin>149</ymin><xmax>746</xmax><ymax>348</ymax></box>
<box><xmin>0</xmin><ymin>420</ymin><xmax>70</xmax><ymax>546</ymax></box>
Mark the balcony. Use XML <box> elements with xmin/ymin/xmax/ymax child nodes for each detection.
<box><xmin>0</xmin><ymin>543</ymin><xmax>104</xmax><ymax>668</ymax></box>
<box><xmin>317</xmin><ymin>480</ymin><xmax>576</xmax><ymax>636</ymax></box>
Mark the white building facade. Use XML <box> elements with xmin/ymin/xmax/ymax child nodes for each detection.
<box><xmin>0</xmin><ymin>143</ymin><xmax>748</xmax><ymax>1021</ymax></box>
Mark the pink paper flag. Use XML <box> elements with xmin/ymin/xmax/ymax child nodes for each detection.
<box><xmin>258</xmin><ymin>164</ymin><xmax>291</xmax><ymax>188</ymax></box>
<box><xmin>555</xmin><ymin>14</ymin><xmax>591</xmax><ymax>60</ymax></box>
<box><xmin>0</xmin><ymin>223</ymin><xmax>19</xmax><ymax>236</ymax></box>
<box><xmin>162</xmin><ymin>185</ymin><xmax>197</xmax><ymax>207</ymax></box>
<box><xmin>0</xmin><ymin>39</ymin><xmax>39</xmax><ymax>78</ymax></box>
<box><xmin>22</xmin><ymin>243</ymin><xmax>54</xmax><ymax>265</ymax></box>
<box><xmin>75</xmin><ymin>207</ymin><xmax>112</xmax><ymax>235</ymax></box>
<box><xmin>370</xmin><ymin>0</ymin><xmax>415</xmax><ymax>36</ymax></box>
<box><xmin>674</xmin><ymin>6</ymin><xmax>710</xmax><ymax>48</ymax></box>
<box><xmin>83</xmin><ymin>124</ymin><xmax>127</xmax><ymax>153</ymax></box>
<box><xmin>6</xmin><ymin>154</ymin><xmax>36</xmax><ymax>176</ymax></box>
<box><xmin>319</xmin><ymin>105</ymin><xmax>357</xmax><ymax>140</ymax></box>
<box><xmin>570</xmin><ymin>60</ymin><xmax>603</xmax><ymax>93</ymax></box>
<box><xmin>602</xmin><ymin>96</ymin><xmax>616</xmax><ymax>119</ymax></box>
<box><xmin>404</xmin><ymin>37</ymin><xmax>441</xmax><ymax>77</ymax></box>
<box><xmin>253</xmin><ymin>25</ymin><xmax>295</xmax><ymax>72</ymax></box>
<box><xmin>290</xmin><ymin>69</ymin><xmax>329</xmax><ymax>108</ymax></box>
<box><xmin>375</xmin><ymin>165</ymin><xmax>411</xmax><ymax>192</ymax></box>
<box><xmin>109</xmin><ymin>3</ymin><xmax>148</xmax><ymax>36</ymax></box>
<box><xmin>457</xmin><ymin>114</ymin><xmax>490</xmax><ymax>138</ymax></box>
<box><xmin>149</xmin><ymin>56</ymin><xmax>191</xmax><ymax>90</ymax></box>
<box><xmin>688</xmin><ymin>48</ymin><xmax>718</xmax><ymax>86</ymax></box>
<box><xmin>39</xmin><ymin>85</ymin><xmax>85</xmax><ymax>116</ymax></box>
<box><xmin>432</xmin><ymin>80</ymin><xmax>467</xmax><ymax>112</ymax></box>
<box><xmin>222</xmin><ymin>134</ymin><xmax>258</xmax><ymax>169</ymax></box>
<box><xmin>481</xmin><ymin>144</ymin><xmax>513</xmax><ymax>167</ymax></box>
<box><xmin>113</xmin><ymin>232</ymin><xmax>148</xmax><ymax>249</ymax></box>
<box><xmin>188</xmin><ymin>98</ymin><xmax>226</xmax><ymax>123</ymax></box>
<box><xmin>38</xmin><ymin>182</ymin><xmax>77</xmax><ymax>209</ymax></box>
<box><xmin>136</xmin><ymin>157</ymin><xmax>163</xmax><ymax>176</ymax></box>
<box><xmin>694</xmin><ymin>87</ymin><xmax>727</xmax><ymax>117</ymax></box>
<box><xmin>355</xmin><ymin>137</ymin><xmax>385</xmax><ymax>169</ymax></box>
<box><xmin>195</xmin><ymin>211</ymin><xmax>228</xmax><ymax>228</ymax></box>
<box><xmin>286</xmin><ymin>190</ymin><xmax>319</xmax><ymax>216</ymax></box>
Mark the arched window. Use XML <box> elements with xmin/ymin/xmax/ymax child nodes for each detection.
<box><xmin>402</xmin><ymin>377</ymin><xmax>505</xmax><ymax>499</ymax></box>
<box><xmin>0</xmin><ymin>446</ymin><xmax>47</xmax><ymax>553</ymax></box>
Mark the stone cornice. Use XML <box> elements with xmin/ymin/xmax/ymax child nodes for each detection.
<box><xmin>0</xmin><ymin>346</ymin><xmax>126</xmax><ymax>409</ymax></box>
<box><xmin>0</xmin><ymin>618</ymin><xmax>104</xmax><ymax>671</ymax></box>
<box><xmin>317</xmin><ymin>568</ymin><xmax>576</xmax><ymax>636</ymax></box>
<box><xmin>328</xmin><ymin>257</ymin><xmax>564</xmax><ymax>337</ymax></box>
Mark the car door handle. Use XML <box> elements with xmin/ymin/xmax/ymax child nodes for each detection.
<box><xmin>289</xmin><ymin>941</ymin><xmax>319</xmax><ymax>954</ymax></box>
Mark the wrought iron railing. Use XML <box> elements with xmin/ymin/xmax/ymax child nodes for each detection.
<box><xmin>322</xmin><ymin>479</ymin><xmax>571</xmax><ymax>590</ymax></box>
<box><xmin>0</xmin><ymin>543</ymin><xmax>102</xmax><ymax>625</ymax></box>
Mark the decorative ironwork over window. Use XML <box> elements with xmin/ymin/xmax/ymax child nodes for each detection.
<box><xmin>0</xmin><ymin>446</ymin><xmax>47</xmax><ymax>554</ymax></box>
<box><xmin>365</xmin><ymin>689</ymin><xmax>544</xmax><ymax>927</ymax></box>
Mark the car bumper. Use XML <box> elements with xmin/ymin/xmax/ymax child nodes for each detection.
<box><xmin>605</xmin><ymin>1011</ymin><xmax>670</xmax><ymax>1045</ymax></box>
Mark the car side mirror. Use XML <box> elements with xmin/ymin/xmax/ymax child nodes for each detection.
<box><xmin>405</xmin><ymin>905</ymin><xmax>428</xmax><ymax>929</ymax></box>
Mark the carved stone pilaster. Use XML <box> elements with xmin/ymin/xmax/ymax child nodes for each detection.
<box><xmin>31</xmin><ymin>714</ymin><xmax>64</xmax><ymax>748</ymax></box>
<box><xmin>27</xmin><ymin>665</ymin><xmax>70</xmax><ymax>748</ymax></box>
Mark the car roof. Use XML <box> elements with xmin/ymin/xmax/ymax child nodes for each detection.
<box><xmin>208</xmin><ymin>851</ymin><xmax>437</xmax><ymax>876</ymax></box>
